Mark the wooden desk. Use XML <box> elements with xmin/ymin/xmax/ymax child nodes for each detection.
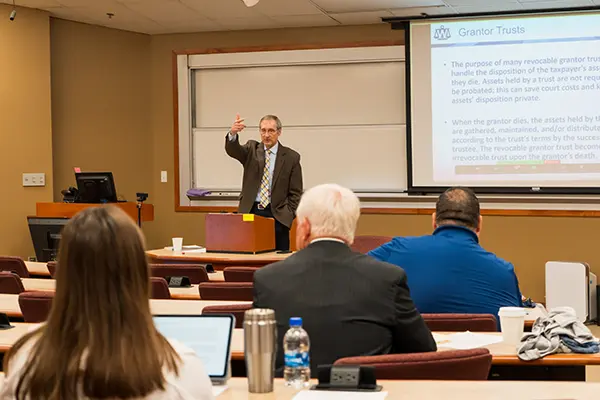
<box><xmin>36</xmin><ymin>202</ymin><xmax>154</xmax><ymax>223</ymax></box>
<box><xmin>146</xmin><ymin>249</ymin><xmax>290</xmax><ymax>270</ymax></box>
<box><xmin>24</xmin><ymin>262</ymin><xmax>225</xmax><ymax>283</ymax></box>
<box><xmin>21</xmin><ymin>273</ymin><xmax>225</xmax><ymax>301</ymax></box>
<box><xmin>0</xmin><ymin>294</ymin><xmax>248</xmax><ymax>319</ymax></box>
<box><xmin>215</xmin><ymin>378</ymin><xmax>600</xmax><ymax>399</ymax></box>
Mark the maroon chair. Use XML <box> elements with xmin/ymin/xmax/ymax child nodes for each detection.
<box><xmin>223</xmin><ymin>266</ymin><xmax>260</xmax><ymax>283</ymax></box>
<box><xmin>150</xmin><ymin>277</ymin><xmax>171</xmax><ymax>299</ymax></box>
<box><xmin>19</xmin><ymin>291</ymin><xmax>55</xmax><ymax>322</ymax></box>
<box><xmin>198</xmin><ymin>282</ymin><xmax>253</xmax><ymax>301</ymax></box>
<box><xmin>47</xmin><ymin>261</ymin><xmax>57</xmax><ymax>278</ymax></box>
<box><xmin>350</xmin><ymin>236</ymin><xmax>392</xmax><ymax>254</ymax></box>
<box><xmin>422</xmin><ymin>314</ymin><xmax>498</xmax><ymax>332</ymax></box>
<box><xmin>150</xmin><ymin>264</ymin><xmax>209</xmax><ymax>284</ymax></box>
<box><xmin>202</xmin><ymin>303</ymin><xmax>252</xmax><ymax>328</ymax></box>
<box><xmin>0</xmin><ymin>256</ymin><xmax>29</xmax><ymax>278</ymax></box>
<box><xmin>335</xmin><ymin>348</ymin><xmax>492</xmax><ymax>380</ymax></box>
<box><xmin>0</xmin><ymin>272</ymin><xmax>25</xmax><ymax>294</ymax></box>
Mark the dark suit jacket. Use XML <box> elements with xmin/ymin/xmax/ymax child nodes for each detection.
<box><xmin>225</xmin><ymin>134</ymin><xmax>303</xmax><ymax>228</ymax></box>
<box><xmin>253</xmin><ymin>240</ymin><xmax>436</xmax><ymax>377</ymax></box>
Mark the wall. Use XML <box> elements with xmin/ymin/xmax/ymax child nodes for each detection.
<box><xmin>50</xmin><ymin>19</ymin><xmax>152</xmax><ymax>211</ymax></box>
<box><xmin>0</xmin><ymin>6</ymin><xmax>53</xmax><ymax>258</ymax></box>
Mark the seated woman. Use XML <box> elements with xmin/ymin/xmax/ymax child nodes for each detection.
<box><xmin>1</xmin><ymin>206</ymin><xmax>215</xmax><ymax>400</ymax></box>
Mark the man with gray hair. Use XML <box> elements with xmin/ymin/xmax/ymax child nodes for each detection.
<box><xmin>253</xmin><ymin>183</ymin><xmax>436</xmax><ymax>377</ymax></box>
<box><xmin>226</xmin><ymin>114</ymin><xmax>303</xmax><ymax>251</ymax></box>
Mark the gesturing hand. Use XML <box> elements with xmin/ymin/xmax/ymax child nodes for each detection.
<box><xmin>230</xmin><ymin>113</ymin><xmax>246</xmax><ymax>134</ymax></box>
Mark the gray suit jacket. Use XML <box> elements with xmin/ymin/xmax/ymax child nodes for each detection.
<box><xmin>225</xmin><ymin>133</ymin><xmax>303</xmax><ymax>228</ymax></box>
<box><xmin>253</xmin><ymin>240</ymin><xmax>437</xmax><ymax>377</ymax></box>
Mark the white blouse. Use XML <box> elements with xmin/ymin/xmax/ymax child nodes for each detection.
<box><xmin>0</xmin><ymin>338</ymin><xmax>216</xmax><ymax>400</ymax></box>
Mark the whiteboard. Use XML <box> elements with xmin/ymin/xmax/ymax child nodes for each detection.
<box><xmin>193</xmin><ymin>125</ymin><xmax>406</xmax><ymax>192</ymax></box>
<box><xmin>179</xmin><ymin>45</ymin><xmax>407</xmax><ymax>200</ymax></box>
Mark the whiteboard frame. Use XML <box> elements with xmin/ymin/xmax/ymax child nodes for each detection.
<box><xmin>175</xmin><ymin>43</ymin><xmax>406</xmax><ymax>209</ymax></box>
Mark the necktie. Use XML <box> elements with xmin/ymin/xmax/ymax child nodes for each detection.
<box><xmin>259</xmin><ymin>150</ymin><xmax>271</xmax><ymax>209</ymax></box>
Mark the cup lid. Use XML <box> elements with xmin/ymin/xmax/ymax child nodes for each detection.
<box><xmin>498</xmin><ymin>307</ymin><xmax>526</xmax><ymax>316</ymax></box>
<box><xmin>244</xmin><ymin>308</ymin><xmax>275</xmax><ymax>321</ymax></box>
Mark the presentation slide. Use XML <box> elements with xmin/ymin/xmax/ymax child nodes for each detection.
<box><xmin>410</xmin><ymin>12</ymin><xmax>600</xmax><ymax>189</ymax></box>
<box><xmin>153</xmin><ymin>316</ymin><xmax>232</xmax><ymax>377</ymax></box>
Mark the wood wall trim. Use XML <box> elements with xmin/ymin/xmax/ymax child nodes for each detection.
<box><xmin>173</xmin><ymin>51</ymin><xmax>181</xmax><ymax>214</ymax></box>
<box><xmin>173</xmin><ymin>40</ymin><xmax>404</xmax><ymax>213</ymax></box>
<box><xmin>176</xmin><ymin>206</ymin><xmax>600</xmax><ymax>217</ymax></box>
<box><xmin>173</xmin><ymin>40</ymin><xmax>405</xmax><ymax>56</ymax></box>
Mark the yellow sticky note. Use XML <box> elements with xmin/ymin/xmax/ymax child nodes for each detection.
<box><xmin>242</xmin><ymin>214</ymin><xmax>254</xmax><ymax>222</ymax></box>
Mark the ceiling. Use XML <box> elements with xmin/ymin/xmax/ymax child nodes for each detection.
<box><xmin>2</xmin><ymin>0</ymin><xmax>599</xmax><ymax>35</ymax></box>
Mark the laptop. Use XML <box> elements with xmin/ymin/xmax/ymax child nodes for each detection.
<box><xmin>153</xmin><ymin>314</ymin><xmax>235</xmax><ymax>384</ymax></box>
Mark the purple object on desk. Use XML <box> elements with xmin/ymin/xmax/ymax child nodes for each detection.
<box><xmin>186</xmin><ymin>188</ymin><xmax>212</xmax><ymax>197</ymax></box>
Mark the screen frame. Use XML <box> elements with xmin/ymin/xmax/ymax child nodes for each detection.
<box><xmin>398</xmin><ymin>9</ymin><xmax>600</xmax><ymax>195</ymax></box>
<box><xmin>152</xmin><ymin>314</ymin><xmax>235</xmax><ymax>379</ymax></box>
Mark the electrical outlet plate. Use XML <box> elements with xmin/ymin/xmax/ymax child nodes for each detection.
<box><xmin>22</xmin><ymin>173</ymin><xmax>46</xmax><ymax>187</ymax></box>
<box><xmin>161</xmin><ymin>170</ymin><xmax>168</xmax><ymax>183</ymax></box>
<box><xmin>330</xmin><ymin>366</ymin><xmax>360</xmax><ymax>387</ymax></box>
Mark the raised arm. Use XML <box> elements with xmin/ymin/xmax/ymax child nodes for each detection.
<box><xmin>225</xmin><ymin>114</ymin><xmax>250</xmax><ymax>164</ymax></box>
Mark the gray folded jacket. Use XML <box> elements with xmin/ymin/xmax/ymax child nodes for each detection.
<box><xmin>517</xmin><ymin>306</ymin><xmax>599</xmax><ymax>361</ymax></box>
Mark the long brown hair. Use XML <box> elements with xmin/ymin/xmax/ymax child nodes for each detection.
<box><xmin>5</xmin><ymin>206</ymin><xmax>180</xmax><ymax>399</ymax></box>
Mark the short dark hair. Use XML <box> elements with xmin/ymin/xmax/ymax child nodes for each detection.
<box><xmin>435</xmin><ymin>187</ymin><xmax>480</xmax><ymax>230</ymax></box>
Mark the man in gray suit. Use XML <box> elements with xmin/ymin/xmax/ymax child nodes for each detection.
<box><xmin>253</xmin><ymin>184</ymin><xmax>436</xmax><ymax>376</ymax></box>
<box><xmin>226</xmin><ymin>114</ymin><xmax>303</xmax><ymax>251</ymax></box>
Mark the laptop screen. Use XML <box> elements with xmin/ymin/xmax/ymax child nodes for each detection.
<box><xmin>153</xmin><ymin>315</ymin><xmax>235</xmax><ymax>379</ymax></box>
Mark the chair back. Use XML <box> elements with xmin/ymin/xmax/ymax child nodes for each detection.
<box><xmin>202</xmin><ymin>303</ymin><xmax>252</xmax><ymax>328</ymax></box>
<box><xmin>0</xmin><ymin>256</ymin><xmax>29</xmax><ymax>278</ymax></box>
<box><xmin>47</xmin><ymin>261</ymin><xmax>57</xmax><ymax>278</ymax></box>
<box><xmin>19</xmin><ymin>291</ymin><xmax>55</xmax><ymax>322</ymax></box>
<box><xmin>335</xmin><ymin>348</ymin><xmax>492</xmax><ymax>380</ymax></box>
<box><xmin>0</xmin><ymin>272</ymin><xmax>25</xmax><ymax>294</ymax></box>
<box><xmin>198</xmin><ymin>282</ymin><xmax>253</xmax><ymax>301</ymax></box>
<box><xmin>150</xmin><ymin>264</ymin><xmax>209</xmax><ymax>284</ymax></box>
<box><xmin>423</xmin><ymin>313</ymin><xmax>498</xmax><ymax>332</ymax></box>
<box><xmin>150</xmin><ymin>277</ymin><xmax>171</xmax><ymax>299</ymax></box>
<box><xmin>350</xmin><ymin>236</ymin><xmax>392</xmax><ymax>254</ymax></box>
<box><xmin>223</xmin><ymin>266</ymin><xmax>260</xmax><ymax>282</ymax></box>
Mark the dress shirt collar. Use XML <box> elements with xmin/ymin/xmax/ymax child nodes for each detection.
<box><xmin>433</xmin><ymin>224</ymin><xmax>479</xmax><ymax>243</ymax></box>
<box><xmin>264</xmin><ymin>141</ymin><xmax>279</xmax><ymax>155</ymax></box>
<box><xmin>310</xmin><ymin>237</ymin><xmax>346</xmax><ymax>244</ymax></box>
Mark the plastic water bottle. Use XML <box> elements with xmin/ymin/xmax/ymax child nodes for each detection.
<box><xmin>283</xmin><ymin>317</ymin><xmax>311</xmax><ymax>388</ymax></box>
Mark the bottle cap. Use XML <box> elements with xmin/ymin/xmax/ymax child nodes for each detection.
<box><xmin>289</xmin><ymin>317</ymin><xmax>302</xmax><ymax>326</ymax></box>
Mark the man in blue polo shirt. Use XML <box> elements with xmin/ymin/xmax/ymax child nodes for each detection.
<box><xmin>368</xmin><ymin>187</ymin><xmax>522</xmax><ymax>326</ymax></box>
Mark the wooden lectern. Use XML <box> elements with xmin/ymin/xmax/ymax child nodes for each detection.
<box><xmin>205</xmin><ymin>213</ymin><xmax>275</xmax><ymax>254</ymax></box>
<box><xmin>36</xmin><ymin>202</ymin><xmax>154</xmax><ymax>223</ymax></box>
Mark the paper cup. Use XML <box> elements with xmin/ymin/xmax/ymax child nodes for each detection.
<box><xmin>172</xmin><ymin>237</ymin><xmax>183</xmax><ymax>252</ymax></box>
<box><xmin>498</xmin><ymin>307</ymin><xmax>526</xmax><ymax>347</ymax></box>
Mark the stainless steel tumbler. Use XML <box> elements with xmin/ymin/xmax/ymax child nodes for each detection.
<box><xmin>244</xmin><ymin>308</ymin><xmax>277</xmax><ymax>393</ymax></box>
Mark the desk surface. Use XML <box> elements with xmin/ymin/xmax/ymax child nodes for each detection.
<box><xmin>146</xmin><ymin>249</ymin><xmax>290</xmax><ymax>265</ymax></box>
<box><xmin>0</xmin><ymin>323</ymin><xmax>599</xmax><ymax>367</ymax></box>
<box><xmin>24</xmin><ymin>262</ymin><xmax>50</xmax><ymax>277</ymax></box>
<box><xmin>216</xmin><ymin>378</ymin><xmax>600</xmax><ymax>399</ymax></box>
<box><xmin>21</xmin><ymin>273</ymin><xmax>225</xmax><ymax>301</ymax></box>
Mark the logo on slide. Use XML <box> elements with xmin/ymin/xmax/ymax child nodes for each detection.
<box><xmin>433</xmin><ymin>25</ymin><xmax>451</xmax><ymax>40</ymax></box>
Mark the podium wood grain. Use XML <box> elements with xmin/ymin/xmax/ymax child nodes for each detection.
<box><xmin>205</xmin><ymin>213</ymin><xmax>275</xmax><ymax>253</ymax></box>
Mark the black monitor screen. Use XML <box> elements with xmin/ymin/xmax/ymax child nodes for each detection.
<box><xmin>75</xmin><ymin>172</ymin><xmax>117</xmax><ymax>203</ymax></box>
<box><xmin>27</xmin><ymin>217</ymin><xmax>68</xmax><ymax>262</ymax></box>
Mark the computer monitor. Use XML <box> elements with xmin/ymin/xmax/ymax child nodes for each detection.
<box><xmin>152</xmin><ymin>314</ymin><xmax>235</xmax><ymax>383</ymax></box>
<box><xmin>27</xmin><ymin>216</ymin><xmax>69</xmax><ymax>262</ymax></box>
<box><xmin>75</xmin><ymin>172</ymin><xmax>118</xmax><ymax>203</ymax></box>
